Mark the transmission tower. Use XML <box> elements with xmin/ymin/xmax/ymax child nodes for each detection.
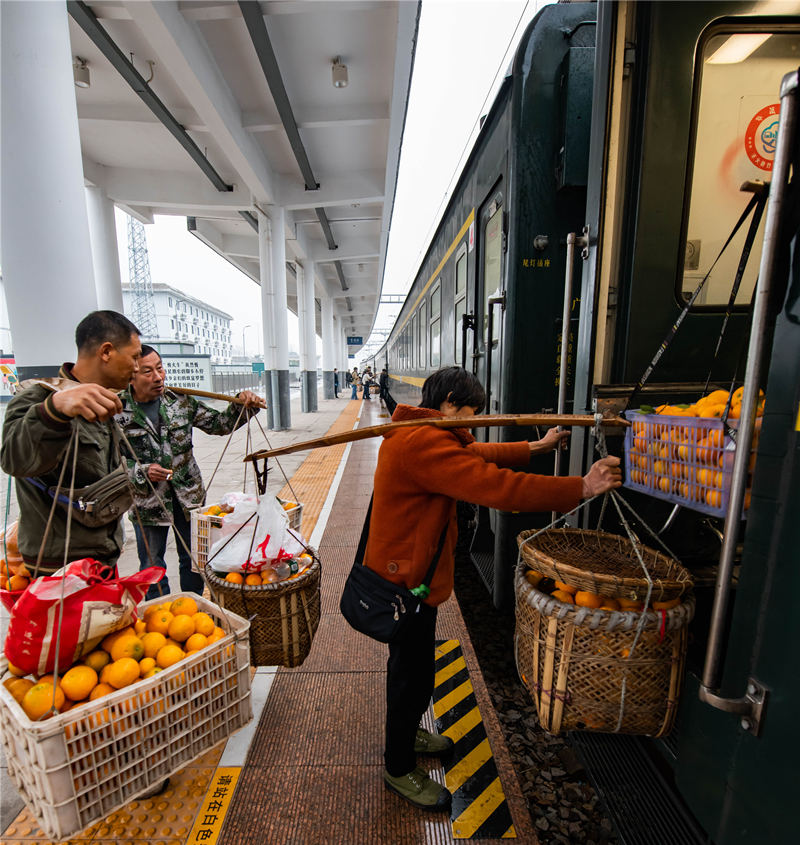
<box><xmin>127</xmin><ymin>216</ymin><xmax>158</xmax><ymax>338</ymax></box>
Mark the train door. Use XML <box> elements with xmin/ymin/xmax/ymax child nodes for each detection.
<box><xmin>474</xmin><ymin>185</ymin><xmax>506</xmax><ymax>422</ymax></box>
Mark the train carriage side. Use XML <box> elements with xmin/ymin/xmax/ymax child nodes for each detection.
<box><xmin>378</xmin><ymin>1</ymin><xmax>598</xmax><ymax>607</ymax></box>
<box><xmin>571</xmin><ymin>3</ymin><xmax>800</xmax><ymax>842</ymax></box>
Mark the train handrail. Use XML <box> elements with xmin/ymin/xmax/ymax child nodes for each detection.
<box><xmin>485</xmin><ymin>294</ymin><xmax>506</xmax><ymax>415</ymax></box>
<box><xmin>698</xmin><ymin>68</ymin><xmax>798</xmax><ymax>737</ymax></box>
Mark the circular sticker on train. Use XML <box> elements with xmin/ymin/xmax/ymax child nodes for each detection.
<box><xmin>744</xmin><ymin>103</ymin><xmax>780</xmax><ymax>171</ymax></box>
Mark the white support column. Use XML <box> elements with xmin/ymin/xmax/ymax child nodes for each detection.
<box><xmin>296</xmin><ymin>261</ymin><xmax>318</xmax><ymax>411</ymax></box>
<box><xmin>1</xmin><ymin>0</ymin><xmax>97</xmax><ymax>376</ymax></box>
<box><xmin>257</xmin><ymin>209</ymin><xmax>275</xmax><ymax>429</ymax></box>
<box><xmin>85</xmin><ymin>186</ymin><xmax>124</xmax><ymax>312</ymax></box>
<box><xmin>321</xmin><ymin>296</ymin><xmax>336</xmax><ymax>399</ymax></box>
<box><xmin>269</xmin><ymin>206</ymin><xmax>290</xmax><ymax>429</ymax></box>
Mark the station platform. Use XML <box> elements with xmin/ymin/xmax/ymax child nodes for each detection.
<box><xmin>1</xmin><ymin>393</ymin><xmax>537</xmax><ymax>844</ymax></box>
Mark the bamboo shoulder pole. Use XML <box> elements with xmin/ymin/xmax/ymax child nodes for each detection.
<box><xmin>244</xmin><ymin>412</ymin><xmax>628</xmax><ymax>461</ymax></box>
<box><xmin>166</xmin><ymin>385</ymin><xmax>265</xmax><ymax>406</ymax></box>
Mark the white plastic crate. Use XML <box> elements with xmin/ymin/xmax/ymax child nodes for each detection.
<box><xmin>0</xmin><ymin>593</ymin><xmax>251</xmax><ymax>841</ymax></box>
<box><xmin>191</xmin><ymin>497</ymin><xmax>303</xmax><ymax>569</ymax></box>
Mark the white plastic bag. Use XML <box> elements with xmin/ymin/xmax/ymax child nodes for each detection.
<box><xmin>207</xmin><ymin>495</ymin><xmax>302</xmax><ymax>573</ymax></box>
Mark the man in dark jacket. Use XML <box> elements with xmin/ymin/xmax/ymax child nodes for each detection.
<box><xmin>0</xmin><ymin>311</ymin><xmax>141</xmax><ymax>574</ymax></box>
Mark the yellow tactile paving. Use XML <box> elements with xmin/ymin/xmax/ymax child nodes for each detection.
<box><xmin>277</xmin><ymin>399</ymin><xmax>363</xmax><ymax>539</ymax></box>
<box><xmin>1</xmin><ymin>401</ymin><xmax>362</xmax><ymax>845</ymax></box>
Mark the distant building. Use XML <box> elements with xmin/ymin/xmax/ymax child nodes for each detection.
<box><xmin>122</xmin><ymin>283</ymin><xmax>233</xmax><ymax>363</ymax></box>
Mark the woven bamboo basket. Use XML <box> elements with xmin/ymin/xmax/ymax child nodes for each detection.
<box><xmin>514</xmin><ymin>561</ymin><xmax>694</xmax><ymax>736</ymax></box>
<box><xmin>517</xmin><ymin>527</ymin><xmax>692</xmax><ymax>602</ymax></box>
<box><xmin>205</xmin><ymin>557</ymin><xmax>321</xmax><ymax>668</ymax></box>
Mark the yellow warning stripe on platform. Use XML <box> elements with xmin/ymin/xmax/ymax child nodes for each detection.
<box><xmin>433</xmin><ymin>639</ymin><xmax>515</xmax><ymax>839</ymax></box>
<box><xmin>187</xmin><ymin>767</ymin><xmax>241</xmax><ymax>845</ymax></box>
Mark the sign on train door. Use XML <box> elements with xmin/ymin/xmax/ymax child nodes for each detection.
<box><xmin>475</xmin><ymin>186</ymin><xmax>506</xmax><ymax>433</ymax></box>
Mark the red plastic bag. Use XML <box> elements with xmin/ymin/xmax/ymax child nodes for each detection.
<box><xmin>4</xmin><ymin>558</ymin><xmax>163</xmax><ymax>676</ymax></box>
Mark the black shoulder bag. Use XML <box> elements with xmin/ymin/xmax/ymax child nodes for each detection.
<box><xmin>340</xmin><ymin>496</ymin><xmax>448</xmax><ymax>643</ymax></box>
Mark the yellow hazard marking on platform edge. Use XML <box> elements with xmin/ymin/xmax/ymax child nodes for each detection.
<box><xmin>504</xmin><ymin>824</ymin><xmax>517</xmax><ymax>838</ymax></box>
<box><xmin>433</xmin><ymin>677</ymin><xmax>474</xmax><ymax>719</ymax></box>
<box><xmin>435</xmin><ymin>654</ymin><xmax>467</xmax><ymax>687</ymax></box>
<box><xmin>187</xmin><ymin>767</ymin><xmax>241</xmax><ymax>845</ymax></box>
<box><xmin>795</xmin><ymin>402</ymin><xmax>800</xmax><ymax>431</ymax></box>
<box><xmin>452</xmin><ymin>776</ymin><xmax>507</xmax><ymax>839</ymax></box>
<box><xmin>435</xmin><ymin>639</ymin><xmax>460</xmax><ymax>659</ymax></box>
<box><xmin>442</xmin><ymin>705</ymin><xmax>483</xmax><ymax>742</ymax></box>
<box><xmin>446</xmin><ymin>737</ymin><xmax>493</xmax><ymax>792</ymax></box>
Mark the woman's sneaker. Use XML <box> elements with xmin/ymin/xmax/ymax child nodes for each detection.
<box><xmin>383</xmin><ymin>766</ymin><xmax>452</xmax><ymax>811</ymax></box>
<box><xmin>414</xmin><ymin>727</ymin><xmax>454</xmax><ymax>757</ymax></box>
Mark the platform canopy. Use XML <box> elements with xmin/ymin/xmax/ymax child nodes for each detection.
<box><xmin>67</xmin><ymin>0</ymin><xmax>419</xmax><ymax>350</ymax></box>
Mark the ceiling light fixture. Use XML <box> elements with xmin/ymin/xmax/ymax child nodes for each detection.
<box><xmin>73</xmin><ymin>56</ymin><xmax>90</xmax><ymax>88</ymax></box>
<box><xmin>706</xmin><ymin>33</ymin><xmax>771</xmax><ymax>64</ymax></box>
<box><xmin>332</xmin><ymin>57</ymin><xmax>348</xmax><ymax>89</ymax></box>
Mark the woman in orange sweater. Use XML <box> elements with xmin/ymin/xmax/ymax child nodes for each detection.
<box><xmin>367</xmin><ymin>367</ymin><xmax>621</xmax><ymax>811</ymax></box>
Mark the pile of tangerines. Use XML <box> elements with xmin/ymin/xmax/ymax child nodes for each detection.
<box><xmin>627</xmin><ymin>388</ymin><xmax>763</xmax><ymax>510</ymax></box>
<box><xmin>2</xmin><ymin>596</ymin><xmax>226</xmax><ymax>722</ymax></box>
<box><xmin>523</xmin><ymin>568</ymin><xmax>681</xmax><ymax>613</ymax></box>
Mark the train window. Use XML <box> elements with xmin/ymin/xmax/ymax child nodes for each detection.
<box><xmin>454</xmin><ymin>249</ymin><xmax>467</xmax><ymax>363</ymax></box>
<box><xmin>418</xmin><ymin>301</ymin><xmax>427</xmax><ymax>367</ymax></box>
<box><xmin>430</xmin><ymin>318</ymin><xmax>441</xmax><ymax>368</ymax></box>
<box><xmin>410</xmin><ymin>312</ymin><xmax>416</xmax><ymax>369</ymax></box>
<box><xmin>431</xmin><ymin>283</ymin><xmax>441</xmax><ymax>319</ymax></box>
<box><xmin>681</xmin><ymin>28</ymin><xmax>800</xmax><ymax>307</ymax></box>
<box><xmin>483</xmin><ymin>205</ymin><xmax>503</xmax><ymax>342</ymax></box>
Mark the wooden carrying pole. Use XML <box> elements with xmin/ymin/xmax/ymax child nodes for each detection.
<box><xmin>166</xmin><ymin>386</ymin><xmax>263</xmax><ymax>406</ymax></box>
<box><xmin>244</xmin><ymin>413</ymin><xmax>628</xmax><ymax>461</ymax></box>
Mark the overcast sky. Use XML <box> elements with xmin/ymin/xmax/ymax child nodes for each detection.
<box><xmin>115</xmin><ymin>0</ymin><xmax>544</xmax><ymax>360</ymax></box>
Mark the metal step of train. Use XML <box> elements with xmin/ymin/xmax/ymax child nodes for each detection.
<box><xmin>569</xmin><ymin>732</ymin><xmax>710</xmax><ymax>845</ymax></box>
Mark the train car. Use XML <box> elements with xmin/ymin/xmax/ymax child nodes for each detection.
<box><xmin>369</xmin><ymin>1</ymin><xmax>800</xmax><ymax>842</ymax></box>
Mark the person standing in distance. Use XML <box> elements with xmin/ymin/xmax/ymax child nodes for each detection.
<box><xmin>0</xmin><ymin>311</ymin><xmax>141</xmax><ymax>575</ymax></box>
<box><xmin>117</xmin><ymin>345</ymin><xmax>266</xmax><ymax>599</ymax></box>
<box><xmin>333</xmin><ymin>368</ymin><xmax>340</xmax><ymax>398</ymax></box>
<box><xmin>351</xmin><ymin>367</ymin><xmax>360</xmax><ymax>400</ymax></box>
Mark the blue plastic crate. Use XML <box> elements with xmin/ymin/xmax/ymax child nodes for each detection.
<box><xmin>623</xmin><ymin>411</ymin><xmax>755</xmax><ymax>518</ymax></box>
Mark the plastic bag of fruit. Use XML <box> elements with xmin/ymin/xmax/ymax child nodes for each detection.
<box><xmin>207</xmin><ymin>494</ymin><xmax>304</xmax><ymax>573</ymax></box>
<box><xmin>0</xmin><ymin>521</ymin><xmax>34</xmax><ymax>610</ymax></box>
<box><xmin>4</xmin><ymin>558</ymin><xmax>164</xmax><ymax>676</ymax></box>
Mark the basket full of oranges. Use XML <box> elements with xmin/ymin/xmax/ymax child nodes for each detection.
<box><xmin>0</xmin><ymin>593</ymin><xmax>250</xmax><ymax>841</ymax></box>
<box><xmin>513</xmin><ymin>558</ymin><xmax>694</xmax><ymax>737</ymax></box>
<box><xmin>205</xmin><ymin>552</ymin><xmax>320</xmax><ymax>668</ymax></box>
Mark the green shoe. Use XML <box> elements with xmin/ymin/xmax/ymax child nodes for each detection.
<box><xmin>414</xmin><ymin>727</ymin><xmax>454</xmax><ymax>757</ymax></box>
<box><xmin>383</xmin><ymin>766</ymin><xmax>452</xmax><ymax>812</ymax></box>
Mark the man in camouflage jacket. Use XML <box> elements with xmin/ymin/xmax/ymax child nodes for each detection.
<box><xmin>117</xmin><ymin>346</ymin><xmax>265</xmax><ymax>599</ymax></box>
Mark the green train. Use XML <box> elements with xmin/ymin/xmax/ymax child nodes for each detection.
<box><xmin>366</xmin><ymin>2</ymin><xmax>800</xmax><ymax>842</ymax></box>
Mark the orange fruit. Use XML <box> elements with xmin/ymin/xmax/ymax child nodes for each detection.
<box><xmin>143</xmin><ymin>667</ymin><xmax>162</xmax><ymax>679</ymax></box>
<box><xmin>82</xmin><ymin>650</ymin><xmax>111</xmax><ymax>673</ymax></box>
<box><xmin>6</xmin><ymin>660</ymin><xmax>26</xmax><ymax>677</ymax></box>
<box><xmin>141</xmin><ymin>632</ymin><xmax>168</xmax><ymax>659</ymax></box>
<box><xmin>134</xmin><ymin>620</ymin><xmax>147</xmax><ymax>636</ymax></box>
<box><xmin>553</xmin><ymin>581</ymin><xmax>577</xmax><ymax>595</ymax></box>
<box><xmin>110</xmin><ymin>635</ymin><xmax>145</xmax><ymax>662</ymax></box>
<box><xmin>574</xmin><ymin>591</ymin><xmax>603</xmax><ymax>609</ymax></box>
<box><xmin>4</xmin><ymin>677</ymin><xmax>34</xmax><ymax>705</ymax></box>
<box><xmin>22</xmin><ymin>682</ymin><xmax>64</xmax><ymax>721</ymax></box>
<box><xmin>167</xmin><ymin>614</ymin><xmax>195</xmax><ymax>643</ymax></box>
<box><xmin>156</xmin><ymin>644</ymin><xmax>184</xmax><ymax>669</ymax></box>
<box><xmin>170</xmin><ymin>596</ymin><xmax>198</xmax><ymax>617</ymax></box>
<box><xmin>101</xmin><ymin>626</ymin><xmax>135</xmax><ymax>653</ymax></box>
<box><xmin>106</xmin><ymin>658</ymin><xmax>140</xmax><ymax>689</ymax></box>
<box><xmin>551</xmin><ymin>589</ymin><xmax>574</xmax><ymax>604</ymax></box>
<box><xmin>99</xmin><ymin>664</ymin><xmax>114</xmax><ymax>685</ymax></box>
<box><xmin>139</xmin><ymin>657</ymin><xmax>156</xmax><ymax>676</ymax></box>
<box><xmin>212</xmin><ymin>626</ymin><xmax>225</xmax><ymax>639</ymax></box>
<box><xmin>184</xmin><ymin>633</ymin><xmax>208</xmax><ymax>652</ymax></box>
<box><xmin>60</xmin><ymin>665</ymin><xmax>98</xmax><ymax>702</ymax></box>
<box><xmin>7</xmin><ymin>574</ymin><xmax>29</xmax><ymax>591</ymax></box>
<box><xmin>225</xmin><ymin>572</ymin><xmax>244</xmax><ymax>584</ymax></box>
<box><xmin>244</xmin><ymin>573</ymin><xmax>262</xmax><ymax>586</ymax></box>
<box><xmin>706</xmin><ymin>489</ymin><xmax>722</xmax><ymax>508</ymax></box>
<box><xmin>652</xmin><ymin>598</ymin><xmax>681</xmax><ymax>611</ymax></box>
<box><xmin>146</xmin><ymin>611</ymin><xmax>174</xmax><ymax>635</ymax></box>
<box><xmin>617</xmin><ymin>597</ymin><xmax>643</xmax><ymax>611</ymax></box>
<box><xmin>193</xmin><ymin>612</ymin><xmax>215</xmax><ymax>637</ymax></box>
<box><xmin>90</xmin><ymin>682</ymin><xmax>114</xmax><ymax>701</ymax></box>
<box><xmin>600</xmin><ymin>598</ymin><xmax>621</xmax><ymax>611</ymax></box>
